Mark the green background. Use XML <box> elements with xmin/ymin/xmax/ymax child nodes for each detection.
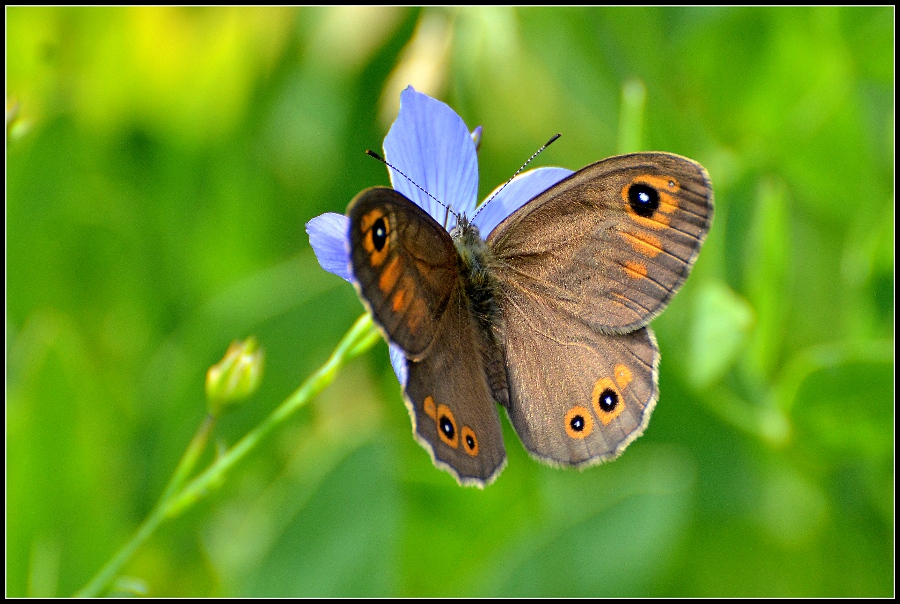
<box><xmin>7</xmin><ymin>7</ymin><xmax>893</xmax><ymax>597</ymax></box>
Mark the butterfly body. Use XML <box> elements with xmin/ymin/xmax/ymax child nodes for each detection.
<box><xmin>450</xmin><ymin>217</ymin><xmax>503</xmax><ymax>352</ymax></box>
<box><xmin>347</xmin><ymin>152</ymin><xmax>713</xmax><ymax>487</ymax></box>
<box><xmin>449</xmin><ymin>218</ymin><xmax>511</xmax><ymax>410</ymax></box>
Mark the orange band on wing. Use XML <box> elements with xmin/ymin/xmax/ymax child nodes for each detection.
<box><xmin>613</xmin><ymin>364</ymin><xmax>633</xmax><ymax>390</ymax></box>
<box><xmin>379</xmin><ymin>255</ymin><xmax>402</xmax><ymax>294</ymax></box>
<box><xmin>625</xmin><ymin>209</ymin><xmax>670</xmax><ymax>230</ymax></box>
<box><xmin>424</xmin><ymin>396</ymin><xmax>437</xmax><ymax>419</ymax></box>
<box><xmin>391</xmin><ymin>278</ymin><xmax>413</xmax><ymax>313</ymax></box>
<box><xmin>406</xmin><ymin>298</ymin><xmax>427</xmax><ymax>333</ymax></box>
<box><xmin>623</xmin><ymin>261</ymin><xmax>648</xmax><ymax>279</ymax></box>
<box><xmin>621</xmin><ymin>231</ymin><xmax>663</xmax><ymax>258</ymax></box>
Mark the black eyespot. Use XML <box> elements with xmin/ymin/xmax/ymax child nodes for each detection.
<box><xmin>371</xmin><ymin>217</ymin><xmax>388</xmax><ymax>251</ymax></box>
<box><xmin>598</xmin><ymin>388</ymin><xmax>618</xmax><ymax>413</ymax></box>
<box><xmin>628</xmin><ymin>183</ymin><xmax>660</xmax><ymax>218</ymax></box>
<box><xmin>569</xmin><ymin>414</ymin><xmax>586</xmax><ymax>432</ymax></box>
<box><xmin>439</xmin><ymin>415</ymin><xmax>455</xmax><ymax>439</ymax></box>
<box><xmin>460</xmin><ymin>426</ymin><xmax>479</xmax><ymax>455</ymax></box>
<box><xmin>565</xmin><ymin>406</ymin><xmax>593</xmax><ymax>439</ymax></box>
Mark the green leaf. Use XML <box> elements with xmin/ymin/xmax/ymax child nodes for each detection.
<box><xmin>688</xmin><ymin>281</ymin><xmax>754</xmax><ymax>389</ymax></box>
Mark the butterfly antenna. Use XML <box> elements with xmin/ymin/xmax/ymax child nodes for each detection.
<box><xmin>365</xmin><ymin>150</ymin><xmax>460</xmax><ymax>226</ymax></box>
<box><xmin>471</xmin><ymin>133</ymin><xmax>561</xmax><ymax>222</ymax></box>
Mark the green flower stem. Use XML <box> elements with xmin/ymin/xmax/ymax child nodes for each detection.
<box><xmin>160</xmin><ymin>413</ymin><xmax>217</xmax><ymax>503</ymax></box>
<box><xmin>75</xmin><ymin>313</ymin><xmax>380</xmax><ymax>597</ymax></box>
<box><xmin>163</xmin><ymin>314</ymin><xmax>379</xmax><ymax>516</ymax></box>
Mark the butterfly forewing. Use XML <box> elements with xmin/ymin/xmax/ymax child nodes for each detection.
<box><xmin>347</xmin><ymin>188</ymin><xmax>459</xmax><ymax>358</ymax></box>
<box><xmin>487</xmin><ymin>153</ymin><xmax>713</xmax><ymax>333</ymax></box>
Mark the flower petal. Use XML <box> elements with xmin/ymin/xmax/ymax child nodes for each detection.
<box><xmin>472</xmin><ymin>167</ymin><xmax>575</xmax><ymax>237</ymax></box>
<box><xmin>306</xmin><ymin>212</ymin><xmax>352</xmax><ymax>282</ymax></box>
<box><xmin>383</xmin><ymin>86</ymin><xmax>478</xmax><ymax>227</ymax></box>
<box><xmin>389</xmin><ymin>343</ymin><xmax>409</xmax><ymax>386</ymax></box>
<box><xmin>470</xmin><ymin>125</ymin><xmax>483</xmax><ymax>151</ymax></box>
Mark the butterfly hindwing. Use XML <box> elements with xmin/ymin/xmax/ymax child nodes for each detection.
<box><xmin>404</xmin><ymin>283</ymin><xmax>507</xmax><ymax>486</ymax></box>
<box><xmin>497</xmin><ymin>285</ymin><xmax>659</xmax><ymax>465</ymax></box>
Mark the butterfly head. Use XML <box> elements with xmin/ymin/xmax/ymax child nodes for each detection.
<box><xmin>448</xmin><ymin>212</ymin><xmax>480</xmax><ymax>243</ymax></box>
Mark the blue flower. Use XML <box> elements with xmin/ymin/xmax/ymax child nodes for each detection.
<box><xmin>305</xmin><ymin>86</ymin><xmax>573</xmax><ymax>384</ymax></box>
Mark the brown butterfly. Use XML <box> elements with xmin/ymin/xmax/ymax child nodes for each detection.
<box><xmin>347</xmin><ymin>152</ymin><xmax>713</xmax><ymax>487</ymax></box>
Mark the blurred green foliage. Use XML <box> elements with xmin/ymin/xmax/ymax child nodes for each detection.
<box><xmin>7</xmin><ymin>6</ymin><xmax>893</xmax><ymax>597</ymax></box>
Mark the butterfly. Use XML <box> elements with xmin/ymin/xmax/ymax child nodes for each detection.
<box><xmin>346</xmin><ymin>151</ymin><xmax>713</xmax><ymax>487</ymax></box>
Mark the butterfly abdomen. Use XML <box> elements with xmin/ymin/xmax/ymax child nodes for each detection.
<box><xmin>452</xmin><ymin>218</ymin><xmax>509</xmax><ymax>407</ymax></box>
<box><xmin>452</xmin><ymin>222</ymin><xmax>499</xmax><ymax>330</ymax></box>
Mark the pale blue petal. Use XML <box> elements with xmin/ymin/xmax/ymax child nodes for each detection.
<box><xmin>388</xmin><ymin>343</ymin><xmax>408</xmax><ymax>387</ymax></box>
<box><xmin>470</xmin><ymin>125</ymin><xmax>483</xmax><ymax>151</ymax></box>
<box><xmin>472</xmin><ymin>167</ymin><xmax>575</xmax><ymax>237</ymax></box>
<box><xmin>306</xmin><ymin>212</ymin><xmax>352</xmax><ymax>282</ymax></box>
<box><xmin>383</xmin><ymin>86</ymin><xmax>478</xmax><ymax>228</ymax></box>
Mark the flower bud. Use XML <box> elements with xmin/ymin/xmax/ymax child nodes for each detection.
<box><xmin>205</xmin><ymin>338</ymin><xmax>264</xmax><ymax>415</ymax></box>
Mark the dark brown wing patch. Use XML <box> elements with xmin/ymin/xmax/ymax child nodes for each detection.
<box><xmin>347</xmin><ymin>188</ymin><xmax>459</xmax><ymax>358</ymax></box>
